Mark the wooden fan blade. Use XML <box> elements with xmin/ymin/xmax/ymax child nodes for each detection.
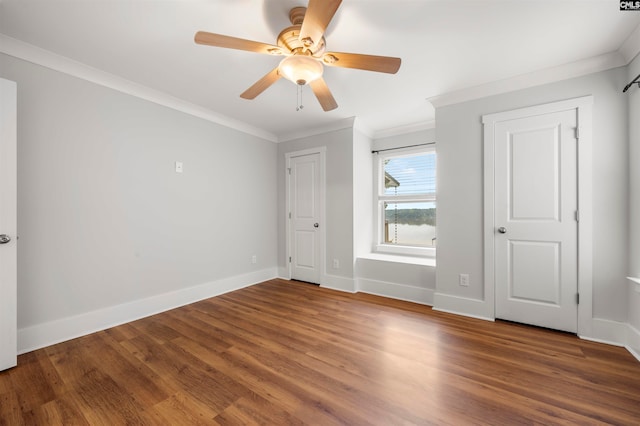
<box><xmin>299</xmin><ymin>0</ymin><xmax>342</xmax><ymax>49</ymax></box>
<box><xmin>195</xmin><ymin>31</ymin><xmax>284</xmax><ymax>55</ymax></box>
<box><xmin>240</xmin><ymin>68</ymin><xmax>282</xmax><ymax>100</ymax></box>
<box><xmin>309</xmin><ymin>78</ymin><xmax>338</xmax><ymax>111</ymax></box>
<box><xmin>322</xmin><ymin>52</ymin><xmax>401</xmax><ymax>74</ymax></box>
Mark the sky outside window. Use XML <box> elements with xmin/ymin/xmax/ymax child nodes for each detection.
<box><xmin>383</xmin><ymin>153</ymin><xmax>436</xmax><ymax>206</ymax></box>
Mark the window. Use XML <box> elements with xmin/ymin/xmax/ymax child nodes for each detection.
<box><xmin>375</xmin><ymin>146</ymin><xmax>436</xmax><ymax>256</ymax></box>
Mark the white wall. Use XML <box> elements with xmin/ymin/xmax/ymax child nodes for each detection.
<box><xmin>0</xmin><ymin>53</ymin><xmax>278</xmax><ymax>352</ymax></box>
<box><xmin>356</xmin><ymin>257</ymin><xmax>435</xmax><ymax>305</ymax></box>
<box><xmin>435</xmin><ymin>67</ymin><xmax>629</xmax><ymax>325</ymax></box>
<box><xmin>627</xmin><ymin>53</ymin><xmax>640</xmax><ymax>356</ymax></box>
<box><xmin>353</xmin><ymin>127</ymin><xmax>373</xmax><ymax>260</ymax></box>
<box><xmin>277</xmin><ymin>127</ymin><xmax>355</xmax><ymax>291</ymax></box>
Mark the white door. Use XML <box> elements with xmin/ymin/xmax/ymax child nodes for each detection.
<box><xmin>0</xmin><ymin>78</ymin><xmax>18</xmax><ymax>370</ymax></box>
<box><xmin>289</xmin><ymin>152</ymin><xmax>321</xmax><ymax>284</ymax></box>
<box><xmin>494</xmin><ymin>109</ymin><xmax>578</xmax><ymax>333</ymax></box>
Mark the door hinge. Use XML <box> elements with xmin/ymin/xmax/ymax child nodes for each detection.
<box><xmin>575</xmin><ymin>127</ymin><xmax>580</xmax><ymax>139</ymax></box>
<box><xmin>576</xmin><ymin>293</ymin><xmax>580</xmax><ymax>305</ymax></box>
<box><xmin>575</xmin><ymin>210</ymin><xmax>579</xmax><ymax>222</ymax></box>
<box><xmin>288</xmin><ymin>167</ymin><xmax>291</xmax><ymax>175</ymax></box>
<box><xmin>289</xmin><ymin>212</ymin><xmax>291</xmax><ymax>219</ymax></box>
<box><xmin>289</xmin><ymin>256</ymin><xmax>291</xmax><ymax>263</ymax></box>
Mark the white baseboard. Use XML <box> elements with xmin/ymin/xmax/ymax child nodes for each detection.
<box><xmin>579</xmin><ymin>317</ymin><xmax>628</xmax><ymax>347</ymax></box>
<box><xmin>625</xmin><ymin>324</ymin><xmax>640</xmax><ymax>363</ymax></box>
<box><xmin>321</xmin><ymin>273</ymin><xmax>356</xmax><ymax>293</ymax></box>
<box><xmin>19</xmin><ymin>268</ymin><xmax>640</xmax><ymax>364</ymax></box>
<box><xmin>578</xmin><ymin>318</ymin><xmax>640</xmax><ymax>362</ymax></box>
<box><xmin>358</xmin><ymin>278</ymin><xmax>433</xmax><ymax>306</ymax></box>
<box><xmin>277</xmin><ymin>266</ymin><xmax>289</xmax><ymax>280</ymax></box>
<box><xmin>432</xmin><ymin>292</ymin><xmax>495</xmax><ymax>322</ymax></box>
<box><xmin>17</xmin><ymin>268</ymin><xmax>278</xmax><ymax>354</ymax></box>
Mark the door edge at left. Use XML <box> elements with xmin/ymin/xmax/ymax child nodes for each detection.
<box><xmin>0</xmin><ymin>77</ymin><xmax>18</xmax><ymax>371</ymax></box>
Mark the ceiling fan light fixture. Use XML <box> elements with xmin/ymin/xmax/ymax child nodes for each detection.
<box><xmin>194</xmin><ymin>1</ymin><xmax>401</xmax><ymax>112</ymax></box>
<box><xmin>278</xmin><ymin>55</ymin><xmax>323</xmax><ymax>85</ymax></box>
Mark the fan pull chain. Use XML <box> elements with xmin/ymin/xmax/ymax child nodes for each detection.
<box><xmin>296</xmin><ymin>84</ymin><xmax>304</xmax><ymax>111</ymax></box>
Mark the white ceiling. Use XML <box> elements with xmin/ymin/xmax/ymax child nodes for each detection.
<box><xmin>1</xmin><ymin>0</ymin><xmax>639</xmax><ymax>141</ymax></box>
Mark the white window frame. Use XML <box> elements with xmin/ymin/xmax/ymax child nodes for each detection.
<box><xmin>374</xmin><ymin>145</ymin><xmax>436</xmax><ymax>257</ymax></box>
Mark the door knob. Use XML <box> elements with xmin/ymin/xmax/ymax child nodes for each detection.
<box><xmin>313</xmin><ymin>223</ymin><xmax>319</xmax><ymax>228</ymax></box>
<box><xmin>497</xmin><ymin>227</ymin><xmax>507</xmax><ymax>234</ymax></box>
<box><xmin>0</xmin><ymin>234</ymin><xmax>11</xmax><ymax>244</ymax></box>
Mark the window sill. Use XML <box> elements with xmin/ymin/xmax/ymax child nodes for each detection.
<box><xmin>358</xmin><ymin>252</ymin><xmax>436</xmax><ymax>267</ymax></box>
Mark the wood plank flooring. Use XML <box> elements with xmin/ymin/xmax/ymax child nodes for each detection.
<box><xmin>1</xmin><ymin>278</ymin><xmax>639</xmax><ymax>425</ymax></box>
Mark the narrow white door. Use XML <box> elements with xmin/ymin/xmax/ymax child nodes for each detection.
<box><xmin>0</xmin><ymin>78</ymin><xmax>18</xmax><ymax>370</ymax></box>
<box><xmin>494</xmin><ymin>109</ymin><xmax>578</xmax><ymax>333</ymax></box>
<box><xmin>289</xmin><ymin>153</ymin><xmax>321</xmax><ymax>284</ymax></box>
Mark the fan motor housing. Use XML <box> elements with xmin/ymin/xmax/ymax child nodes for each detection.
<box><xmin>277</xmin><ymin>7</ymin><xmax>326</xmax><ymax>57</ymax></box>
<box><xmin>277</xmin><ymin>26</ymin><xmax>326</xmax><ymax>57</ymax></box>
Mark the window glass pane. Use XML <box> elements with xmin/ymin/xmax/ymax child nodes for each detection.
<box><xmin>383</xmin><ymin>201</ymin><xmax>436</xmax><ymax>247</ymax></box>
<box><xmin>383</xmin><ymin>152</ymin><xmax>436</xmax><ymax>195</ymax></box>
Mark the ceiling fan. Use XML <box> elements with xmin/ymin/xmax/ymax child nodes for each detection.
<box><xmin>194</xmin><ymin>0</ymin><xmax>401</xmax><ymax>112</ymax></box>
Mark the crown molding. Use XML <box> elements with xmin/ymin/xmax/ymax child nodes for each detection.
<box><xmin>353</xmin><ymin>117</ymin><xmax>374</xmax><ymax>139</ymax></box>
<box><xmin>277</xmin><ymin>117</ymin><xmax>436</xmax><ymax>143</ymax></box>
<box><xmin>620</xmin><ymin>22</ymin><xmax>640</xmax><ymax>63</ymax></box>
<box><xmin>278</xmin><ymin>116</ymin><xmax>357</xmax><ymax>142</ymax></box>
<box><xmin>0</xmin><ymin>34</ymin><xmax>278</xmax><ymax>142</ymax></box>
<box><xmin>428</xmin><ymin>51</ymin><xmax>627</xmax><ymax>109</ymax></box>
<box><xmin>373</xmin><ymin>120</ymin><xmax>436</xmax><ymax>140</ymax></box>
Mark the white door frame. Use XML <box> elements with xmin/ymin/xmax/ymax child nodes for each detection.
<box><xmin>483</xmin><ymin>96</ymin><xmax>593</xmax><ymax>336</ymax></box>
<box><xmin>0</xmin><ymin>78</ymin><xmax>17</xmax><ymax>371</ymax></box>
<box><xmin>285</xmin><ymin>147</ymin><xmax>326</xmax><ymax>284</ymax></box>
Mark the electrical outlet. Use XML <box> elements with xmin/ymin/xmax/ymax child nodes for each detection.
<box><xmin>459</xmin><ymin>274</ymin><xmax>470</xmax><ymax>287</ymax></box>
<box><xmin>251</xmin><ymin>255</ymin><xmax>257</xmax><ymax>264</ymax></box>
<box><xmin>332</xmin><ymin>259</ymin><xmax>339</xmax><ymax>269</ymax></box>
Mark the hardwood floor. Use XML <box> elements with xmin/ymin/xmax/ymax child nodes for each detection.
<box><xmin>1</xmin><ymin>278</ymin><xmax>639</xmax><ymax>425</ymax></box>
